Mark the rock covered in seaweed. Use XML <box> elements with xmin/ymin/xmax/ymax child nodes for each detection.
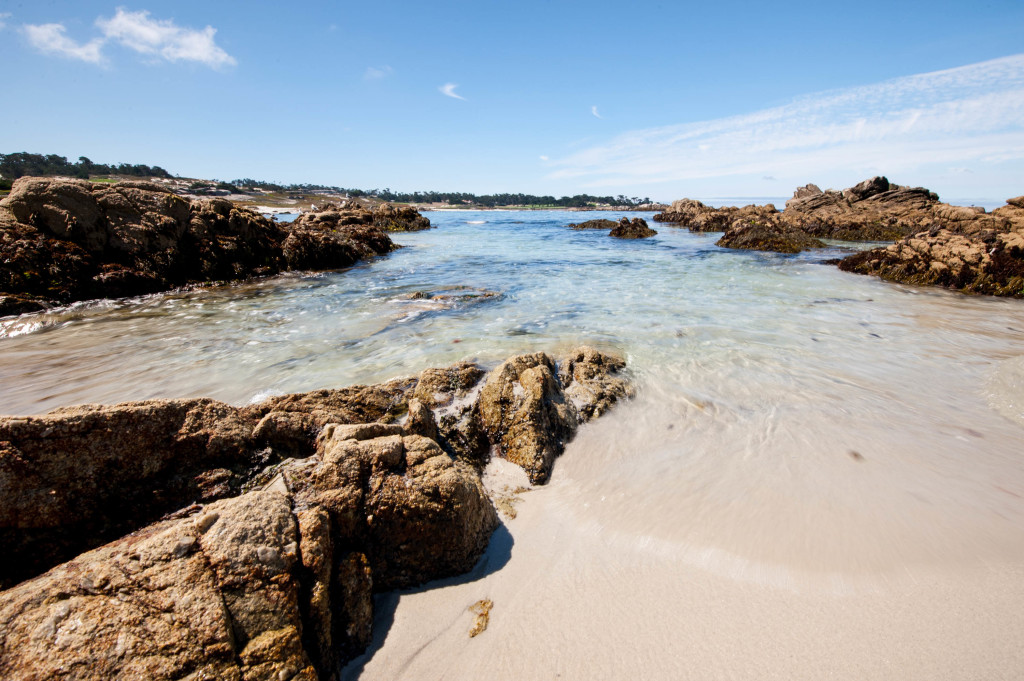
<box><xmin>567</xmin><ymin>218</ymin><xmax>618</xmax><ymax>230</ymax></box>
<box><xmin>609</xmin><ymin>217</ymin><xmax>657</xmax><ymax>239</ymax></box>
<box><xmin>837</xmin><ymin>196</ymin><xmax>1024</xmax><ymax>296</ymax></box>
<box><xmin>716</xmin><ymin>219</ymin><xmax>826</xmax><ymax>254</ymax></box>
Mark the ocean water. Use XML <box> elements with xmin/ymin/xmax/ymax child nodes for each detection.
<box><xmin>3</xmin><ymin>211</ymin><xmax>1024</xmax><ymax>677</ymax></box>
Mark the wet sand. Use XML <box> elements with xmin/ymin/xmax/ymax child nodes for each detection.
<box><xmin>347</xmin><ymin>376</ymin><xmax>1024</xmax><ymax>681</ymax></box>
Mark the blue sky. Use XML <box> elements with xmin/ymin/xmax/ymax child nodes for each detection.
<box><xmin>2</xmin><ymin>0</ymin><xmax>1023</xmax><ymax>202</ymax></box>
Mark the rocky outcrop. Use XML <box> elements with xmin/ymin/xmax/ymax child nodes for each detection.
<box><xmin>0</xmin><ymin>178</ymin><xmax>422</xmax><ymax>313</ymax></box>
<box><xmin>0</xmin><ymin>490</ymin><xmax>321</xmax><ymax>681</ymax></box>
<box><xmin>289</xmin><ymin>201</ymin><xmax>432</xmax><ymax>236</ymax></box>
<box><xmin>653</xmin><ymin>177</ymin><xmax>946</xmax><ymax>242</ymax></box>
<box><xmin>567</xmin><ymin>218</ymin><xmax>618</xmax><ymax>230</ymax></box>
<box><xmin>291</xmin><ymin>425</ymin><xmax>497</xmax><ymax>591</ymax></box>
<box><xmin>837</xmin><ymin>196</ymin><xmax>1024</xmax><ymax>296</ymax></box>
<box><xmin>652</xmin><ymin>198</ymin><xmax>735</xmax><ymax>231</ymax></box>
<box><xmin>370</xmin><ymin>203</ymin><xmax>433</xmax><ymax>232</ymax></box>
<box><xmin>0</xmin><ymin>398</ymin><xmax>258</xmax><ymax>588</ymax></box>
<box><xmin>782</xmin><ymin>176</ymin><xmax>943</xmax><ymax>240</ymax></box>
<box><xmin>0</xmin><ymin>435</ymin><xmax>497</xmax><ymax>680</ymax></box>
<box><xmin>609</xmin><ymin>217</ymin><xmax>657</xmax><ymax>239</ymax></box>
<box><xmin>0</xmin><ymin>347</ymin><xmax>630</xmax><ymax>677</ymax></box>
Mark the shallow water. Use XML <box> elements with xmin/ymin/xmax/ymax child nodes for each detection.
<box><xmin>4</xmin><ymin>211</ymin><xmax>1024</xmax><ymax>675</ymax></box>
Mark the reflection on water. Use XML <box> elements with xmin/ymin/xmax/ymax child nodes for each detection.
<box><xmin>3</xmin><ymin>210</ymin><xmax>1024</xmax><ymax>577</ymax></box>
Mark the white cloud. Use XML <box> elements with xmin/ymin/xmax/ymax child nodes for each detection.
<box><xmin>439</xmin><ymin>83</ymin><xmax>466</xmax><ymax>101</ymax></box>
<box><xmin>539</xmin><ymin>155</ymin><xmax>549</xmax><ymax>161</ymax></box>
<box><xmin>22</xmin><ymin>23</ymin><xmax>105</xmax><ymax>63</ymax></box>
<box><xmin>549</xmin><ymin>54</ymin><xmax>1024</xmax><ymax>191</ymax></box>
<box><xmin>365</xmin><ymin>65</ymin><xmax>393</xmax><ymax>80</ymax></box>
<box><xmin>96</xmin><ymin>9</ymin><xmax>235</xmax><ymax>67</ymax></box>
<box><xmin>0</xmin><ymin>13</ymin><xmax>11</xmax><ymax>31</ymax></box>
<box><xmin>22</xmin><ymin>9</ymin><xmax>235</xmax><ymax>68</ymax></box>
<box><xmin>591</xmin><ymin>106</ymin><xmax>602</xmax><ymax>119</ymax></box>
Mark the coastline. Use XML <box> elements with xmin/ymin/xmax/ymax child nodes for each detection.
<box><xmin>1</xmin><ymin>184</ymin><xmax>1023</xmax><ymax>680</ymax></box>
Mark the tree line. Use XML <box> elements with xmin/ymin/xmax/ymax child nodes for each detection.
<box><xmin>231</xmin><ymin>179</ymin><xmax>653</xmax><ymax>208</ymax></box>
<box><xmin>0</xmin><ymin>153</ymin><xmax>653</xmax><ymax>207</ymax></box>
<box><xmin>0</xmin><ymin>152</ymin><xmax>171</xmax><ymax>183</ymax></box>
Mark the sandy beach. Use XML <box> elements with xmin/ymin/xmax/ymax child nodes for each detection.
<box><xmin>348</xmin><ymin>399</ymin><xmax>1024</xmax><ymax>680</ymax></box>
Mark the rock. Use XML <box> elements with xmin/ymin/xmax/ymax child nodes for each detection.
<box><xmin>290</xmin><ymin>427</ymin><xmax>498</xmax><ymax>591</ymax></box>
<box><xmin>567</xmin><ymin>219</ymin><xmax>618</xmax><ymax>230</ymax></box>
<box><xmin>0</xmin><ymin>177</ymin><xmax>408</xmax><ymax>309</ymax></box>
<box><xmin>242</xmin><ymin>376</ymin><xmax>421</xmax><ymax>435</ymax></box>
<box><xmin>281</xmin><ymin>222</ymin><xmax>395</xmax><ymax>271</ymax></box>
<box><xmin>609</xmin><ymin>217</ymin><xmax>657</xmax><ymax>239</ymax></box>
<box><xmin>0</xmin><ymin>347</ymin><xmax>632</xmax><ymax>675</ymax></box>
<box><xmin>783</xmin><ymin>178</ymin><xmax>941</xmax><ymax>240</ymax></box>
<box><xmin>653</xmin><ymin>200</ymin><xmax>778</xmax><ymax>233</ymax></box>
<box><xmin>479</xmin><ymin>353</ymin><xmax>578</xmax><ymax>484</ymax></box>
<box><xmin>838</xmin><ymin>223</ymin><xmax>1024</xmax><ymax>296</ymax></box>
<box><xmin>371</xmin><ymin>203</ymin><xmax>433</xmax><ymax>232</ymax></box>
<box><xmin>0</xmin><ymin>491</ymin><xmax>318</xmax><ymax>681</ymax></box>
<box><xmin>413</xmin><ymin>362</ymin><xmax>490</xmax><ymax>465</ymax></box>
<box><xmin>842</xmin><ymin>176</ymin><xmax>891</xmax><ymax>202</ymax></box>
<box><xmin>656</xmin><ymin>177</ymin><xmax>949</xmax><ymax>243</ymax></box>
<box><xmin>404</xmin><ymin>398</ymin><xmax>440</xmax><ymax>441</ymax></box>
<box><xmin>557</xmin><ymin>346</ymin><xmax>633</xmax><ymax>421</ymax></box>
<box><xmin>0</xmin><ymin>398</ymin><xmax>257</xmax><ymax>589</ymax></box>
<box><xmin>792</xmin><ymin>183</ymin><xmax>822</xmax><ymax>199</ymax></box>
<box><xmin>0</xmin><ymin>420</ymin><xmax>501</xmax><ymax>676</ymax></box>
<box><xmin>478</xmin><ymin>347</ymin><xmax>630</xmax><ymax>483</ymax></box>
<box><xmin>0</xmin><ymin>293</ymin><xmax>47</xmax><ymax>317</ymax></box>
<box><xmin>717</xmin><ymin>219</ymin><xmax>826</xmax><ymax>254</ymax></box>
<box><xmin>836</xmin><ymin>193</ymin><xmax>1024</xmax><ymax>296</ymax></box>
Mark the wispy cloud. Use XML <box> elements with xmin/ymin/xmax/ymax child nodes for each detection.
<box><xmin>365</xmin><ymin>65</ymin><xmax>393</xmax><ymax>80</ymax></box>
<box><xmin>539</xmin><ymin>155</ymin><xmax>549</xmax><ymax>161</ymax></box>
<box><xmin>22</xmin><ymin>23</ymin><xmax>105</xmax><ymax>63</ymax></box>
<box><xmin>96</xmin><ymin>9</ymin><xmax>235</xmax><ymax>67</ymax></box>
<box><xmin>0</xmin><ymin>13</ymin><xmax>11</xmax><ymax>31</ymax></box>
<box><xmin>22</xmin><ymin>9</ymin><xmax>235</xmax><ymax>68</ymax></box>
<box><xmin>591</xmin><ymin>106</ymin><xmax>602</xmax><ymax>119</ymax></box>
<box><xmin>439</xmin><ymin>83</ymin><xmax>466</xmax><ymax>101</ymax></box>
<box><xmin>549</xmin><ymin>54</ymin><xmax>1024</xmax><ymax>189</ymax></box>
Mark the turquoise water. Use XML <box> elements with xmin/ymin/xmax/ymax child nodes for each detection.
<box><xmin>3</xmin><ymin>210</ymin><xmax>1024</xmax><ymax>573</ymax></box>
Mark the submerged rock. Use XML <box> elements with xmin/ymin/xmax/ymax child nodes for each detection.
<box><xmin>609</xmin><ymin>217</ymin><xmax>657</xmax><ymax>239</ymax></box>
<box><xmin>567</xmin><ymin>218</ymin><xmax>618</xmax><ymax>230</ymax></box>
<box><xmin>557</xmin><ymin>345</ymin><xmax>633</xmax><ymax>422</ymax></box>
<box><xmin>0</xmin><ymin>178</ymin><xmax>421</xmax><ymax>312</ymax></box>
